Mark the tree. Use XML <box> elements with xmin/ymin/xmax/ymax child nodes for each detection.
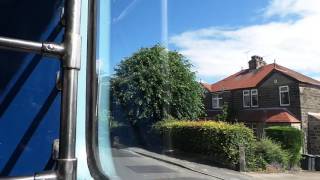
<box><xmin>111</xmin><ymin>45</ymin><xmax>204</xmax><ymax>125</ymax></box>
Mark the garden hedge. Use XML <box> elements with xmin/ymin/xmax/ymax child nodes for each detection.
<box><xmin>265</xmin><ymin>126</ymin><xmax>303</xmax><ymax>167</ymax></box>
<box><xmin>254</xmin><ymin>138</ymin><xmax>289</xmax><ymax>170</ymax></box>
<box><xmin>153</xmin><ymin>120</ymin><xmax>256</xmax><ymax>169</ymax></box>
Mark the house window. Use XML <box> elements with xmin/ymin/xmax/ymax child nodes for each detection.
<box><xmin>251</xmin><ymin>89</ymin><xmax>258</xmax><ymax>107</ymax></box>
<box><xmin>212</xmin><ymin>94</ymin><xmax>223</xmax><ymax>109</ymax></box>
<box><xmin>243</xmin><ymin>90</ymin><xmax>250</xmax><ymax>107</ymax></box>
<box><xmin>279</xmin><ymin>86</ymin><xmax>290</xmax><ymax>106</ymax></box>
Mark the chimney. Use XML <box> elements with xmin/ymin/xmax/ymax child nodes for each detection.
<box><xmin>248</xmin><ymin>55</ymin><xmax>266</xmax><ymax>70</ymax></box>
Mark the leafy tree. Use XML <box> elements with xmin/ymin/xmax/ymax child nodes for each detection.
<box><xmin>111</xmin><ymin>45</ymin><xmax>204</xmax><ymax>125</ymax></box>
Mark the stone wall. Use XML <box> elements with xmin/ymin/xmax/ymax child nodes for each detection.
<box><xmin>299</xmin><ymin>86</ymin><xmax>320</xmax><ymax>153</ymax></box>
<box><xmin>308</xmin><ymin>113</ymin><xmax>320</xmax><ymax>154</ymax></box>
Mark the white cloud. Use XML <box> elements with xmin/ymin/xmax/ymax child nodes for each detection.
<box><xmin>170</xmin><ymin>0</ymin><xmax>320</xmax><ymax>82</ymax></box>
<box><xmin>263</xmin><ymin>0</ymin><xmax>319</xmax><ymax>18</ymax></box>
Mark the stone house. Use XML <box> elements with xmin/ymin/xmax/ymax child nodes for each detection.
<box><xmin>201</xmin><ymin>55</ymin><xmax>320</xmax><ymax>154</ymax></box>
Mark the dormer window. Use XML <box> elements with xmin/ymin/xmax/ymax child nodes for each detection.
<box><xmin>279</xmin><ymin>86</ymin><xmax>290</xmax><ymax>106</ymax></box>
<box><xmin>212</xmin><ymin>93</ymin><xmax>223</xmax><ymax>109</ymax></box>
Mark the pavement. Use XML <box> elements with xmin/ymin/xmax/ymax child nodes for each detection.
<box><xmin>113</xmin><ymin>146</ymin><xmax>320</xmax><ymax>180</ymax></box>
<box><xmin>245</xmin><ymin>171</ymin><xmax>320</xmax><ymax>180</ymax></box>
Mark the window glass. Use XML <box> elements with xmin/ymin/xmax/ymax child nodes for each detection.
<box><xmin>212</xmin><ymin>94</ymin><xmax>223</xmax><ymax>109</ymax></box>
<box><xmin>279</xmin><ymin>86</ymin><xmax>290</xmax><ymax>106</ymax></box>
<box><xmin>251</xmin><ymin>89</ymin><xmax>258</xmax><ymax>107</ymax></box>
<box><xmin>243</xmin><ymin>90</ymin><xmax>250</xmax><ymax>107</ymax></box>
<box><xmin>92</xmin><ymin>0</ymin><xmax>320</xmax><ymax>179</ymax></box>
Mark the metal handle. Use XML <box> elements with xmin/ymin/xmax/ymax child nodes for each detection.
<box><xmin>0</xmin><ymin>36</ymin><xmax>64</xmax><ymax>58</ymax></box>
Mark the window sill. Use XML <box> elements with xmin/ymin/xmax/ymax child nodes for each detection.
<box><xmin>210</xmin><ymin>108</ymin><xmax>223</xmax><ymax>110</ymax></box>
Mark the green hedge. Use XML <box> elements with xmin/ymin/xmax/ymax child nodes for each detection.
<box><xmin>265</xmin><ymin>126</ymin><xmax>303</xmax><ymax>167</ymax></box>
<box><xmin>153</xmin><ymin>120</ymin><xmax>256</xmax><ymax>169</ymax></box>
<box><xmin>254</xmin><ymin>138</ymin><xmax>289</xmax><ymax>170</ymax></box>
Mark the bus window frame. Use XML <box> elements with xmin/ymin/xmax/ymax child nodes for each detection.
<box><xmin>85</xmin><ymin>0</ymin><xmax>110</xmax><ymax>179</ymax></box>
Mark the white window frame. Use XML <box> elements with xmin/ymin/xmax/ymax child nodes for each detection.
<box><xmin>212</xmin><ymin>93</ymin><xmax>223</xmax><ymax>109</ymax></box>
<box><xmin>243</xmin><ymin>90</ymin><xmax>250</xmax><ymax>108</ymax></box>
<box><xmin>251</xmin><ymin>89</ymin><xmax>259</xmax><ymax>107</ymax></box>
<box><xmin>279</xmin><ymin>85</ymin><xmax>290</xmax><ymax>106</ymax></box>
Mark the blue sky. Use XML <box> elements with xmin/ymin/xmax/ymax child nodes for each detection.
<box><xmin>110</xmin><ymin>0</ymin><xmax>320</xmax><ymax>83</ymax></box>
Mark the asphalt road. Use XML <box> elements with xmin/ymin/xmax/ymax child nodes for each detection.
<box><xmin>111</xmin><ymin>147</ymin><xmax>320</xmax><ymax>180</ymax></box>
<box><xmin>111</xmin><ymin>148</ymin><xmax>217</xmax><ymax>180</ymax></box>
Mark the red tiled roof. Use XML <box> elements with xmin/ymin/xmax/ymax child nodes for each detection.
<box><xmin>238</xmin><ymin>108</ymin><xmax>300</xmax><ymax>123</ymax></box>
<box><xmin>204</xmin><ymin>63</ymin><xmax>320</xmax><ymax>92</ymax></box>
<box><xmin>200</xmin><ymin>83</ymin><xmax>212</xmax><ymax>92</ymax></box>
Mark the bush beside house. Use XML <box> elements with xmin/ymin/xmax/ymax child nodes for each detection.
<box><xmin>154</xmin><ymin>120</ymin><xmax>296</xmax><ymax>171</ymax></box>
<box><xmin>254</xmin><ymin>138</ymin><xmax>289</xmax><ymax>171</ymax></box>
<box><xmin>265</xmin><ymin>126</ymin><xmax>303</xmax><ymax>167</ymax></box>
<box><xmin>154</xmin><ymin>120</ymin><xmax>257</xmax><ymax>170</ymax></box>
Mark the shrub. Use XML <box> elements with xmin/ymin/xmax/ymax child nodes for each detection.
<box><xmin>216</xmin><ymin>104</ymin><xmax>229</xmax><ymax>121</ymax></box>
<box><xmin>265</xmin><ymin>126</ymin><xmax>303</xmax><ymax>167</ymax></box>
<box><xmin>153</xmin><ymin>119</ymin><xmax>256</xmax><ymax>170</ymax></box>
<box><xmin>254</xmin><ymin>138</ymin><xmax>289</xmax><ymax>170</ymax></box>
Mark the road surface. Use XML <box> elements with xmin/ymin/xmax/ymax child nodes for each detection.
<box><xmin>112</xmin><ymin>148</ymin><xmax>217</xmax><ymax>180</ymax></box>
<box><xmin>111</xmin><ymin>147</ymin><xmax>320</xmax><ymax>180</ymax></box>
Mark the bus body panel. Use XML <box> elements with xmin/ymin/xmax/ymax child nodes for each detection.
<box><xmin>0</xmin><ymin>0</ymin><xmax>63</xmax><ymax>176</ymax></box>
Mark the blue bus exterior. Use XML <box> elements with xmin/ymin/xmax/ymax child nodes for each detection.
<box><xmin>0</xmin><ymin>0</ymin><xmax>63</xmax><ymax>176</ymax></box>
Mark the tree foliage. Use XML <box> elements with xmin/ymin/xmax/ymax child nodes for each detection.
<box><xmin>111</xmin><ymin>45</ymin><xmax>204</xmax><ymax>124</ymax></box>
